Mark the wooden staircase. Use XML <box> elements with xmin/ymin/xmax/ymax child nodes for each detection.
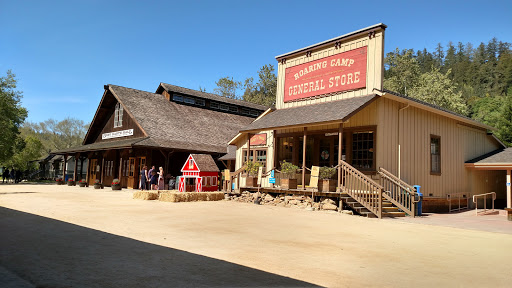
<box><xmin>339</xmin><ymin>192</ymin><xmax>406</xmax><ymax>218</ymax></box>
<box><xmin>338</xmin><ymin>160</ymin><xmax>417</xmax><ymax>218</ymax></box>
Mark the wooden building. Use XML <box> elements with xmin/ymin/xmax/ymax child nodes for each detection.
<box><xmin>229</xmin><ymin>23</ymin><xmax>508</xmax><ymax>214</ymax></box>
<box><xmin>179</xmin><ymin>154</ymin><xmax>220</xmax><ymax>192</ymax></box>
<box><xmin>53</xmin><ymin>83</ymin><xmax>266</xmax><ymax>188</ymax></box>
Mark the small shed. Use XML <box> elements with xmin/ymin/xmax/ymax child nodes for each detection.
<box><xmin>179</xmin><ymin>154</ymin><xmax>220</xmax><ymax>192</ymax></box>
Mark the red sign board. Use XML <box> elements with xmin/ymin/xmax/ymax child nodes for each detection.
<box><xmin>284</xmin><ymin>46</ymin><xmax>367</xmax><ymax>102</ymax></box>
<box><xmin>250</xmin><ymin>133</ymin><xmax>267</xmax><ymax>146</ymax></box>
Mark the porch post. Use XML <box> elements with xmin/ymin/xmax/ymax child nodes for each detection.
<box><xmin>507</xmin><ymin>169</ymin><xmax>511</xmax><ymax>208</ymax></box>
<box><xmin>273</xmin><ymin>130</ymin><xmax>277</xmax><ymax>170</ymax></box>
<box><xmin>79</xmin><ymin>157</ymin><xmax>84</xmax><ymax>180</ymax></box>
<box><xmin>302</xmin><ymin>127</ymin><xmax>307</xmax><ymax>190</ymax></box>
<box><xmin>100</xmin><ymin>157</ymin><xmax>105</xmax><ymax>184</ymax></box>
<box><xmin>247</xmin><ymin>133</ymin><xmax>252</xmax><ymax>165</ymax></box>
<box><xmin>118</xmin><ymin>157</ymin><xmax>123</xmax><ymax>180</ymax></box>
<box><xmin>63</xmin><ymin>154</ymin><xmax>67</xmax><ymax>181</ymax></box>
<box><xmin>73</xmin><ymin>153</ymin><xmax>78</xmax><ymax>181</ymax></box>
<box><xmin>338</xmin><ymin>123</ymin><xmax>343</xmax><ymax>192</ymax></box>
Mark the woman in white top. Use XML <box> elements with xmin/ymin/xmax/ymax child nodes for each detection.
<box><xmin>157</xmin><ymin>166</ymin><xmax>165</xmax><ymax>190</ymax></box>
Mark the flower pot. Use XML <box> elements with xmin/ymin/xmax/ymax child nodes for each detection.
<box><xmin>111</xmin><ymin>184</ymin><xmax>122</xmax><ymax>190</ymax></box>
<box><xmin>67</xmin><ymin>181</ymin><xmax>76</xmax><ymax>186</ymax></box>
<box><xmin>94</xmin><ymin>183</ymin><xmax>103</xmax><ymax>189</ymax></box>
<box><xmin>245</xmin><ymin>176</ymin><xmax>258</xmax><ymax>187</ymax></box>
<box><xmin>56</xmin><ymin>181</ymin><xmax>64</xmax><ymax>185</ymax></box>
<box><xmin>280</xmin><ymin>178</ymin><xmax>297</xmax><ymax>190</ymax></box>
<box><xmin>318</xmin><ymin>179</ymin><xmax>336</xmax><ymax>192</ymax></box>
<box><xmin>79</xmin><ymin>182</ymin><xmax>87</xmax><ymax>187</ymax></box>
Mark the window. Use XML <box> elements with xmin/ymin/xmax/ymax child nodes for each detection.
<box><xmin>243</xmin><ymin>148</ymin><xmax>267</xmax><ymax>174</ymax></box>
<box><xmin>220</xmin><ymin>104</ymin><xmax>229</xmax><ymax>111</ymax></box>
<box><xmin>431</xmin><ymin>135</ymin><xmax>441</xmax><ymax>174</ymax></box>
<box><xmin>241</xmin><ymin>108</ymin><xmax>250</xmax><ymax>115</ymax></box>
<box><xmin>195</xmin><ymin>99</ymin><xmax>205</xmax><ymax>106</ymax></box>
<box><xmin>114</xmin><ymin>103</ymin><xmax>123</xmax><ymax>128</ymax></box>
<box><xmin>250</xmin><ymin>110</ymin><xmax>260</xmax><ymax>117</ymax></box>
<box><xmin>351</xmin><ymin>131</ymin><xmax>375</xmax><ymax>171</ymax></box>
<box><xmin>229</xmin><ymin>106</ymin><xmax>238</xmax><ymax>113</ymax></box>
<box><xmin>189</xmin><ymin>159</ymin><xmax>194</xmax><ymax>169</ymax></box>
<box><xmin>184</xmin><ymin>97</ymin><xmax>195</xmax><ymax>104</ymax></box>
<box><xmin>210</xmin><ymin>102</ymin><xmax>219</xmax><ymax>109</ymax></box>
<box><xmin>173</xmin><ymin>94</ymin><xmax>184</xmax><ymax>102</ymax></box>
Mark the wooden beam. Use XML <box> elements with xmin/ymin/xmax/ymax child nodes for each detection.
<box><xmin>302</xmin><ymin>127</ymin><xmax>307</xmax><ymax>190</ymax></box>
<box><xmin>100</xmin><ymin>157</ymin><xmax>105</xmax><ymax>184</ymax></box>
<box><xmin>273</xmin><ymin>130</ymin><xmax>277</xmax><ymax>170</ymax></box>
<box><xmin>338</xmin><ymin>124</ymin><xmax>343</xmax><ymax>192</ymax></box>
<box><xmin>247</xmin><ymin>133</ymin><xmax>252</xmax><ymax>165</ymax></box>
<box><xmin>119</xmin><ymin>157</ymin><xmax>123</xmax><ymax>180</ymax></box>
<box><xmin>73</xmin><ymin>154</ymin><xmax>78</xmax><ymax>181</ymax></box>
<box><xmin>508</xmin><ymin>170</ymin><xmax>511</xmax><ymax>208</ymax></box>
<box><xmin>63</xmin><ymin>155</ymin><xmax>67</xmax><ymax>181</ymax></box>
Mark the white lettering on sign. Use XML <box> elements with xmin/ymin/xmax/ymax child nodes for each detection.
<box><xmin>102</xmin><ymin>129</ymin><xmax>134</xmax><ymax>140</ymax></box>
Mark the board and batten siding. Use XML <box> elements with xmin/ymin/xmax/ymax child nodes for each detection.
<box><xmin>377</xmin><ymin>97</ymin><xmax>502</xmax><ymax>198</ymax></box>
<box><xmin>276</xmin><ymin>30</ymin><xmax>384</xmax><ymax>109</ymax></box>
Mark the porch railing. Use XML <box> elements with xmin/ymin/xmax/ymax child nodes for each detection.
<box><xmin>228</xmin><ymin>164</ymin><xmax>247</xmax><ymax>192</ymax></box>
<box><xmin>378</xmin><ymin>167</ymin><xmax>418</xmax><ymax>217</ymax></box>
<box><xmin>472</xmin><ymin>192</ymin><xmax>496</xmax><ymax>215</ymax></box>
<box><xmin>339</xmin><ymin>160</ymin><xmax>383</xmax><ymax>218</ymax></box>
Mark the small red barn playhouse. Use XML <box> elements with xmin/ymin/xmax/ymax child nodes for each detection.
<box><xmin>179</xmin><ymin>154</ymin><xmax>219</xmax><ymax>192</ymax></box>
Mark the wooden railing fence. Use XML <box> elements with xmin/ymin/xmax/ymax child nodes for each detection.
<box><xmin>339</xmin><ymin>160</ymin><xmax>383</xmax><ymax>218</ymax></box>
<box><xmin>378</xmin><ymin>167</ymin><xmax>417</xmax><ymax>217</ymax></box>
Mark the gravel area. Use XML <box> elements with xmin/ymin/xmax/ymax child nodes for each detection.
<box><xmin>1</xmin><ymin>184</ymin><xmax>511</xmax><ymax>287</ymax></box>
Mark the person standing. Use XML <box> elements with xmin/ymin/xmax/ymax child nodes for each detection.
<box><xmin>2</xmin><ymin>167</ymin><xmax>8</xmax><ymax>183</ymax></box>
<box><xmin>147</xmin><ymin>165</ymin><xmax>155</xmax><ymax>189</ymax></box>
<box><xmin>157</xmin><ymin>167</ymin><xmax>165</xmax><ymax>190</ymax></box>
<box><xmin>140</xmin><ymin>165</ymin><xmax>148</xmax><ymax>190</ymax></box>
<box><xmin>9</xmin><ymin>169</ymin><xmax>15</xmax><ymax>183</ymax></box>
<box><xmin>150</xmin><ymin>169</ymin><xmax>158</xmax><ymax>190</ymax></box>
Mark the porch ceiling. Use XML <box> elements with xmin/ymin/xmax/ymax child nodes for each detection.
<box><xmin>239</xmin><ymin>94</ymin><xmax>377</xmax><ymax>132</ymax></box>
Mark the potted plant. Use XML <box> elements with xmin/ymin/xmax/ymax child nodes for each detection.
<box><xmin>280</xmin><ymin>161</ymin><xmax>299</xmax><ymax>190</ymax></box>
<box><xmin>56</xmin><ymin>178</ymin><xmax>64</xmax><ymax>185</ymax></box>
<box><xmin>67</xmin><ymin>178</ymin><xmax>76</xmax><ymax>186</ymax></box>
<box><xmin>245</xmin><ymin>161</ymin><xmax>262</xmax><ymax>187</ymax></box>
<box><xmin>78</xmin><ymin>179</ymin><xmax>87</xmax><ymax>187</ymax></box>
<box><xmin>111</xmin><ymin>179</ymin><xmax>122</xmax><ymax>190</ymax></box>
<box><xmin>93</xmin><ymin>179</ymin><xmax>103</xmax><ymax>189</ymax></box>
<box><xmin>318</xmin><ymin>166</ymin><xmax>337</xmax><ymax>192</ymax></box>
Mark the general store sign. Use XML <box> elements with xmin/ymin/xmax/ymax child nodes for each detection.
<box><xmin>284</xmin><ymin>46</ymin><xmax>367</xmax><ymax>102</ymax></box>
<box><xmin>102</xmin><ymin>129</ymin><xmax>133</xmax><ymax>140</ymax></box>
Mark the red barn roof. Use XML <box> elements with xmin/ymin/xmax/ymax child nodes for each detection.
<box><xmin>181</xmin><ymin>154</ymin><xmax>219</xmax><ymax>173</ymax></box>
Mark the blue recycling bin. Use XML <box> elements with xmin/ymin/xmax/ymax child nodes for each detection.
<box><xmin>414</xmin><ymin>185</ymin><xmax>423</xmax><ymax>216</ymax></box>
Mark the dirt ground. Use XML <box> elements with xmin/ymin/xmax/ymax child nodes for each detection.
<box><xmin>1</xmin><ymin>184</ymin><xmax>511</xmax><ymax>288</ymax></box>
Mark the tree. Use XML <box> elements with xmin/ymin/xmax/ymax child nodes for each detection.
<box><xmin>383</xmin><ymin>48</ymin><xmax>421</xmax><ymax>95</ymax></box>
<box><xmin>495</xmin><ymin>94</ymin><xmax>512</xmax><ymax>146</ymax></box>
<box><xmin>242</xmin><ymin>64</ymin><xmax>277</xmax><ymax>107</ymax></box>
<box><xmin>23</xmin><ymin>117</ymin><xmax>88</xmax><ymax>153</ymax></box>
<box><xmin>214</xmin><ymin>77</ymin><xmax>242</xmax><ymax>99</ymax></box>
<box><xmin>0</xmin><ymin>70</ymin><xmax>27</xmax><ymax>163</ymax></box>
<box><xmin>6</xmin><ymin>135</ymin><xmax>43</xmax><ymax>170</ymax></box>
<box><xmin>409</xmin><ymin>68</ymin><xmax>468</xmax><ymax>115</ymax></box>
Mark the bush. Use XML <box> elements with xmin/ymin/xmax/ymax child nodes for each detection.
<box><xmin>112</xmin><ymin>178</ymin><xmax>120</xmax><ymax>185</ymax></box>
<box><xmin>245</xmin><ymin>161</ymin><xmax>262</xmax><ymax>177</ymax></box>
<box><xmin>319</xmin><ymin>166</ymin><xmax>337</xmax><ymax>180</ymax></box>
<box><xmin>280</xmin><ymin>161</ymin><xmax>299</xmax><ymax>179</ymax></box>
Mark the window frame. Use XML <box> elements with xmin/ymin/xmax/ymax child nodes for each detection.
<box><xmin>242</xmin><ymin>148</ymin><xmax>268</xmax><ymax>177</ymax></box>
<box><xmin>114</xmin><ymin>103</ymin><xmax>123</xmax><ymax>128</ymax></box>
<box><xmin>430</xmin><ymin>134</ymin><xmax>441</xmax><ymax>175</ymax></box>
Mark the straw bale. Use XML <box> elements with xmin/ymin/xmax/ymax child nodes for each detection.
<box><xmin>156</xmin><ymin>191</ymin><xmax>224</xmax><ymax>203</ymax></box>
<box><xmin>133</xmin><ymin>191</ymin><xmax>159</xmax><ymax>200</ymax></box>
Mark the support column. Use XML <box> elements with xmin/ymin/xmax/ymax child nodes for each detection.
<box><xmin>302</xmin><ymin>127</ymin><xmax>307</xmax><ymax>190</ymax></box>
<box><xmin>118</xmin><ymin>157</ymin><xmax>123</xmax><ymax>181</ymax></box>
<box><xmin>73</xmin><ymin>154</ymin><xmax>78</xmax><ymax>181</ymax></box>
<box><xmin>247</xmin><ymin>134</ymin><xmax>252</xmax><ymax>164</ymax></box>
<box><xmin>273</xmin><ymin>130</ymin><xmax>277</xmax><ymax>170</ymax></box>
<box><xmin>338</xmin><ymin>124</ymin><xmax>343</xmax><ymax>192</ymax></box>
<box><xmin>507</xmin><ymin>169</ymin><xmax>511</xmax><ymax>208</ymax></box>
<box><xmin>100</xmin><ymin>157</ymin><xmax>105</xmax><ymax>184</ymax></box>
<box><xmin>79</xmin><ymin>157</ymin><xmax>84</xmax><ymax>180</ymax></box>
<box><xmin>63</xmin><ymin>154</ymin><xmax>67</xmax><ymax>181</ymax></box>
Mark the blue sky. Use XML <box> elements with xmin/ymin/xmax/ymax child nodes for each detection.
<box><xmin>1</xmin><ymin>0</ymin><xmax>511</xmax><ymax>124</ymax></box>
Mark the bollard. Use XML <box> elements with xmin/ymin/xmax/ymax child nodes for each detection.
<box><xmin>414</xmin><ymin>185</ymin><xmax>423</xmax><ymax>216</ymax></box>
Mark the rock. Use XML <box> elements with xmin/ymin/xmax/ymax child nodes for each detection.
<box><xmin>322</xmin><ymin>198</ymin><xmax>336</xmax><ymax>205</ymax></box>
<box><xmin>264</xmin><ymin>194</ymin><xmax>274</xmax><ymax>201</ymax></box>
<box><xmin>313</xmin><ymin>203</ymin><xmax>320</xmax><ymax>209</ymax></box>
<box><xmin>322</xmin><ymin>203</ymin><xmax>338</xmax><ymax>211</ymax></box>
<box><xmin>289</xmin><ymin>199</ymin><xmax>299</xmax><ymax>205</ymax></box>
<box><xmin>342</xmin><ymin>210</ymin><xmax>353</xmax><ymax>215</ymax></box>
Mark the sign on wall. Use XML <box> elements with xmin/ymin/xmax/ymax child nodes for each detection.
<box><xmin>284</xmin><ymin>46</ymin><xmax>367</xmax><ymax>102</ymax></box>
<box><xmin>102</xmin><ymin>129</ymin><xmax>134</xmax><ymax>140</ymax></box>
<box><xmin>250</xmin><ymin>133</ymin><xmax>267</xmax><ymax>146</ymax></box>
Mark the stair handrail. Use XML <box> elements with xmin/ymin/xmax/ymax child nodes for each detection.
<box><xmin>378</xmin><ymin>167</ymin><xmax>417</xmax><ymax>217</ymax></box>
<box><xmin>472</xmin><ymin>192</ymin><xmax>496</xmax><ymax>215</ymax></box>
<box><xmin>339</xmin><ymin>160</ymin><xmax>383</xmax><ymax>218</ymax></box>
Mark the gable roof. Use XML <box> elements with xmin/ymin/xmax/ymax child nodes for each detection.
<box><xmin>238</xmin><ymin>94</ymin><xmax>378</xmax><ymax>132</ymax></box>
<box><xmin>56</xmin><ymin>84</ymin><xmax>257</xmax><ymax>155</ymax></box>
<box><xmin>182</xmin><ymin>154</ymin><xmax>219</xmax><ymax>172</ymax></box>
<box><xmin>465</xmin><ymin>148</ymin><xmax>512</xmax><ymax>169</ymax></box>
<box><xmin>158</xmin><ymin>82</ymin><xmax>267</xmax><ymax>111</ymax></box>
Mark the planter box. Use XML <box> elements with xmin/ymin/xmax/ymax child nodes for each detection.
<box><xmin>67</xmin><ymin>181</ymin><xmax>76</xmax><ymax>186</ymax></box>
<box><xmin>246</xmin><ymin>176</ymin><xmax>258</xmax><ymax>187</ymax></box>
<box><xmin>56</xmin><ymin>181</ymin><xmax>64</xmax><ymax>185</ymax></box>
<box><xmin>280</xmin><ymin>178</ymin><xmax>297</xmax><ymax>190</ymax></box>
<box><xmin>318</xmin><ymin>179</ymin><xmax>336</xmax><ymax>192</ymax></box>
<box><xmin>78</xmin><ymin>182</ymin><xmax>87</xmax><ymax>187</ymax></box>
<box><xmin>94</xmin><ymin>184</ymin><xmax>103</xmax><ymax>189</ymax></box>
<box><xmin>112</xmin><ymin>185</ymin><xmax>122</xmax><ymax>190</ymax></box>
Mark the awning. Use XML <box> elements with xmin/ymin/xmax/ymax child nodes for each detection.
<box><xmin>51</xmin><ymin>137</ymin><xmax>148</xmax><ymax>155</ymax></box>
<box><xmin>465</xmin><ymin>148</ymin><xmax>512</xmax><ymax>170</ymax></box>
<box><xmin>239</xmin><ymin>94</ymin><xmax>377</xmax><ymax>132</ymax></box>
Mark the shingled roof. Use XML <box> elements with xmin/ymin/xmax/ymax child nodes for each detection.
<box><xmin>54</xmin><ymin>84</ymin><xmax>256</xmax><ymax>155</ymax></box>
<box><xmin>159</xmin><ymin>82</ymin><xmax>267</xmax><ymax>111</ymax></box>
<box><xmin>239</xmin><ymin>94</ymin><xmax>377</xmax><ymax>132</ymax></box>
<box><xmin>190</xmin><ymin>154</ymin><xmax>220</xmax><ymax>172</ymax></box>
<box><xmin>466</xmin><ymin>148</ymin><xmax>512</xmax><ymax>165</ymax></box>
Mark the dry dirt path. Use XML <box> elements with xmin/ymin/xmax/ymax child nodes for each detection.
<box><xmin>1</xmin><ymin>184</ymin><xmax>511</xmax><ymax>287</ymax></box>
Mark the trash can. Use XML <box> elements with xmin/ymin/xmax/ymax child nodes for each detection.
<box><xmin>414</xmin><ymin>185</ymin><xmax>423</xmax><ymax>216</ymax></box>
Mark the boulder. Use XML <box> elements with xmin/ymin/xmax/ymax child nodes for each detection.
<box><xmin>322</xmin><ymin>198</ymin><xmax>336</xmax><ymax>205</ymax></box>
<box><xmin>264</xmin><ymin>194</ymin><xmax>274</xmax><ymax>201</ymax></box>
<box><xmin>322</xmin><ymin>203</ymin><xmax>338</xmax><ymax>211</ymax></box>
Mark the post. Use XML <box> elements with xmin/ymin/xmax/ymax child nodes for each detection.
<box><xmin>100</xmin><ymin>157</ymin><xmax>105</xmax><ymax>184</ymax></box>
<box><xmin>79</xmin><ymin>157</ymin><xmax>84</xmax><ymax>180</ymax></box>
<box><xmin>63</xmin><ymin>154</ymin><xmax>67</xmax><ymax>181</ymax></box>
<box><xmin>119</xmin><ymin>157</ymin><xmax>123</xmax><ymax>180</ymax></box>
<box><xmin>273</xmin><ymin>130</ymin><xmax>277</xmax><ymax>170</ymax></box>
<box><xmin>247</xmin><ymin>133</ymin><xmax>252</xmax><ymax>164</ymax></box>
<box><xmin>338</xmin><ymin>124</ymin><xmax>343</xmax><ymax>192</ymax></box>
<box><xmin>73</xmin><ymin>154</ymin><xmax>78</xmax><ymax>181</ymax></box>
<box><xmin>302</xmin><ymin>127</ymin><xmax>307</xmax><ymax>190</ymax></box>
<box><xmin>508</xmin><ymin>170</ymin><xmax>511</xmax><ymax>208</ymax></box>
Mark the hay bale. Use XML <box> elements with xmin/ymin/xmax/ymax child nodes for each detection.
<box><xmin>158</xmin><ymin>191</ymin><xmax>178</xmax><ymax>202</ymax></box>
<box><xmin>157</xmin><ymin>191</ymin><xmax>224</xmax><ymax>203</ymax></box>
<box><xmin>188</xmin><ymin>193</ymin><xmax>198</xmax><ymax>202</ymax></box>
<box><xmin>133</xmin><ymin>191</ymin><xmax>159</xmax><ymax>200</ymax></box>
<box><xmin>207</xmin><ymin>192</ymin><xmax>224</xmax><ymax>201</ymax></box>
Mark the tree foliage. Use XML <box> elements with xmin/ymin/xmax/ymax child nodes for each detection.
<box><xmin>23</xmin><ymin>117</ymin><xmax>89</xmax><ymax>153</ymax></box>
<box><xmin>213</xmin><ymin>77</ymin><xmax>242</xmax><ymax>99</ymax></box>
<box><xmin>0</xmin><ymin>70</ymin><xmax>28</xmax><ymax>163</ymax></box>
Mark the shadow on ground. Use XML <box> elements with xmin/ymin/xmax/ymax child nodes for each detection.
<box><xmin>0</xmin><ymin>207</ymin><xmax>320</xmax><ymax>288</ymax></box>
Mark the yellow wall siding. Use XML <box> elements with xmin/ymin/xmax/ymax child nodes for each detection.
<box><xmin>276</xmin><ymin>30</ymin><xmax>384</xmax><ymax>109</ymax></box>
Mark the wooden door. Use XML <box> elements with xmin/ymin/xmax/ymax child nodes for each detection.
<box><xmin>127</xmin><ymin>157</ymin><xmax>136</xmax><ymax>188</ymax></box>
<box><xmin>88</xmin><ymin>159</ymin><xmax>98</xmax><ymax>186</ymax></box>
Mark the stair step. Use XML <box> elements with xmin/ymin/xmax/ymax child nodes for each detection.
<box><xmin>383</xmin><ymin>211</ymin><xmax>406</xmax><ymax>217</ymax></box>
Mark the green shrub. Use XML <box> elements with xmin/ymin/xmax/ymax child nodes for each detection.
<box><xmin>280</xmin><ymin>160</ymin><xmax>299</xmax><ymax>179</ymax></box>
<box><xmin>319</xmin><ymin>166</ymin><xmax>336</xmax><ymax>180</ymax></box>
